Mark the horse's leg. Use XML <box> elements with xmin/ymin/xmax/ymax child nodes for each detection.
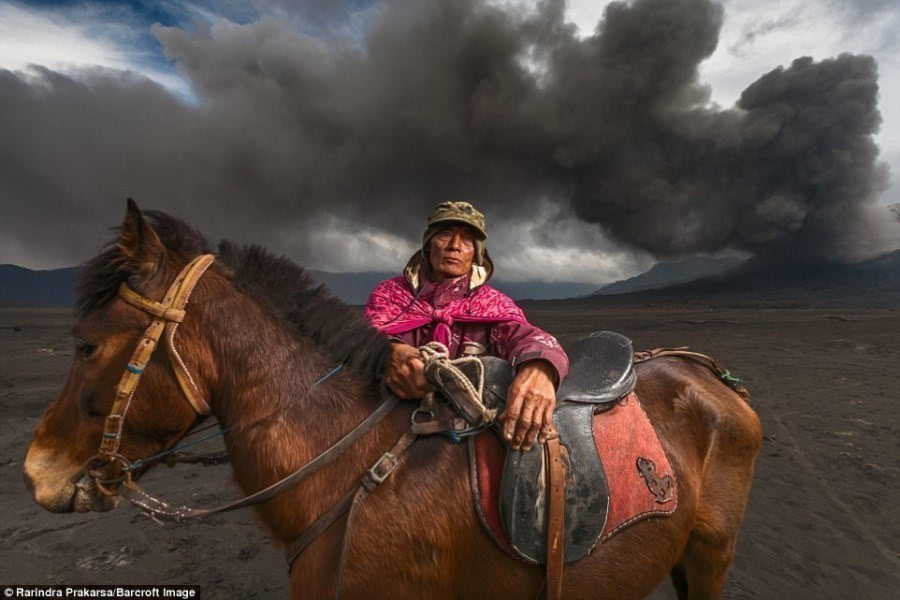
<box><xmin>672</xmin><ymin>382</ymin><xmax>761</xmax><ymax>600</ymax></box>
<box><xmin>673</xmin><ymin>525</ymin><xmax>736</xmax><ymax>599</ymax></box>
<box><xmin>670</xmin><ymin>564</ymin><xmax>688</xmax><ymax>600</ymax></box>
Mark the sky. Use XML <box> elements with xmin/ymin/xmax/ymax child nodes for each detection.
<box><xmin>1</xmin><ymin>0</ymin><xmax>899</xmax><ymax>283</ymax></box>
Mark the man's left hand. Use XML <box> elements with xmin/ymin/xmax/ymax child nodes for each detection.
<box><xmin>500</xmin><ymin>360</ymin><xmax>557</xmax><ymax>451</ymax></box>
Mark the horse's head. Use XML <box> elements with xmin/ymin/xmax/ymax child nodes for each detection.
<box><xmin>24</xmin><ymin>200</ymin><xmax>218</xmax><ymax>513</ymax></box>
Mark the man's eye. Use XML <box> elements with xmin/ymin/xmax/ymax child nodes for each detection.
<box><xmin>75</xmin><ymin>340</ymin><xmax>98</xmax><ymax>359</ymax></box>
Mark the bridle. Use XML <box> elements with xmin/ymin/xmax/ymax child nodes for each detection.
<box><xmin>84</xmin><ymin>253</ymin><xmax>216</xmax><ymax>491</ymax></box>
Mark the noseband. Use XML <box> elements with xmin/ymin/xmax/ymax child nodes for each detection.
<box><xmin>87</xmin><ymin>254</ymin><xmax>216</xmax><ymax>483</ymax></box>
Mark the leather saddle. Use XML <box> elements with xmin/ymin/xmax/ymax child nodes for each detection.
<box><xmin>465</xmin><ymin>331</ymin><xmax>638</xmax><ymax>564</ymax></box>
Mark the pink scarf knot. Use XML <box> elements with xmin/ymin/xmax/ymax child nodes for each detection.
<box><xmin>365</xmin><ymin>276</ymin><xmax>527</xmax><ymax>345</ymax></box>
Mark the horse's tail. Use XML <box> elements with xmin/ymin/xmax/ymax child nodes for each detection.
<box><xmin>634</xmin><ymin>348</ymin><xmax>750</xmax><ymax>401</ymax></box>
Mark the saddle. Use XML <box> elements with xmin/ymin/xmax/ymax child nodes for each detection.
<box><xmin>430</xmin><ymin>332</ymin><xmax>677</xmax><ymax>566</ymax></box>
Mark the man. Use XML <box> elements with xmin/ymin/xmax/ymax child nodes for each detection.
<box><xmin>365</xmin><ymin>201</ymin><xmax>569</xmax><ymax>451</ymax></box>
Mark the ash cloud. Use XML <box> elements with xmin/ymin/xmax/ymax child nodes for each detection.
<box><xmin>0</xmin><ymin>0</ymin><xmax>897</xmax><ymax>275</ymax></box>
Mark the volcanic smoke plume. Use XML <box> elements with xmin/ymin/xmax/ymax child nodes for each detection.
<box><xmin>0</xmin><ymin>0</ymin><xmax>897</xmax><ymax>270</ymax></box>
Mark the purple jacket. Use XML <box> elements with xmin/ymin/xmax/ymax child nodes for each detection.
<box><xmin>364</xmin><ymin>272</ymin><xmax>569</xmax><ymax>386</ymax></box>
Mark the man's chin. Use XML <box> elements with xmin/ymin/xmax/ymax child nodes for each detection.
<box><xmin>441</xmin><ymin>266</ymin><xmax>467</xmax><ymax>278</ymax></box>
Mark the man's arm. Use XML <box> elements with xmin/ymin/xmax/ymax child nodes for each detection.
<box><xmin>492</xmin><ymin>321</ymin><xmax>569</xmax><ymax>451</ymax></box>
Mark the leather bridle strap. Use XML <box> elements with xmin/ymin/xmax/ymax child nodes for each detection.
<box><xmin>118</xmin><ymin>254</ymin><xmax>217</xmax><ymax>416</ymax></box>
<box><xmin>121</xmin><ymin>396</ymin><xmax>400</xmax><ymax>521</ymax></box>
<box><xmin>97</xmin><ymin>254</ymin><xmax>215</xmax><ymax>460</ymax></box>
<box><xmin>284</xmin><ymin>425</ymin><xmax>420</xmax><ymax>599</ymax></box>
<box><xmin>334</xmin><ymin>428</ymin><xmax>418</xmax><ymax>598</ymax></box>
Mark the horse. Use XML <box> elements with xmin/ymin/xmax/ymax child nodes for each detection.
<box><xmin>24</xmin><ymin>202</ymin><xmax>762</xmax><ymax>599</ymax></box>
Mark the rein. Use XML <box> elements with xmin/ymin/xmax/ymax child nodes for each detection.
<box><xmin>121</xmin><ymin>395</ymin><xmax>400</xmax><ymax>520</ymax></box>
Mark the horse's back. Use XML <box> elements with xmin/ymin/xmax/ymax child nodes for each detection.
<box><xmin>332</xmin><ymin>356</ymin><xmax>762</xmax><ymax>600</ymax></box>
<box><xmin>634</xmin><ymin>356</ymin><xmax>761</xmax><ymax>466</ymax></box>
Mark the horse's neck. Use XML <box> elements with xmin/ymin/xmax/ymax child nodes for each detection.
<box><xmin>205</xmin><ymin>294</ymin><xmax>385</xmax><ymax>523</ymax></box>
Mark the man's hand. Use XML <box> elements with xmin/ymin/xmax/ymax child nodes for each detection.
<box><xmin>500</xmin><ymin>360</ymin><xmax>557</xmax><ymax>451</ymax></box>
<box><xmin>385</xmin><ymin>343</ymin><xmax>434</xmax><ymax>399</ymax></box>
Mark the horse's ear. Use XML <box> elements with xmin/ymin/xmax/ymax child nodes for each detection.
<box><xmin>117</xmin><ymin>199</ymin><xmax>167</xmax><ymax>274</ymax></box>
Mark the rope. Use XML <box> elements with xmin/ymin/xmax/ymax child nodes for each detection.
<box><xmin>180</xmin><ymin>420</ymin><xmax>222</xmax><ymax>437</ymax></box>
<box><xmin>443</xmin><ymin>426</ymin><xmax>488</xmax><ymax>444</ymax></box>
<box><xmin>419</xmin><ymin>342</ymin><xmax>484</xmax><ymax>399</ymax></box>
<box><xmin>124</xmin><ymin>427</ymin><xmax>231</xmax><ymax>472</ymax></box>
<box><xmin>313</xmin><ymin>362</ymin><xmax>345</xmax><ymax>386</ymax></box>
<box><xmin>418</xmin><ymin>341</ymin><xmax>497</xmax><ymax>426</ymax></box>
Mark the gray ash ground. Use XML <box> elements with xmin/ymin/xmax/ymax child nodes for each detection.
<box><xmin>1</xmin><ymin>305</ymin><xmax>898</xmax><ymax>598</ymax></box>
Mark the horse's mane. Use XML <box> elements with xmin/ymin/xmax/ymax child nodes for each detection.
<box><xmin>76</xmin><ymin>211</ymin><xmax>212</xmax><ymax>317</ymax></box>
<box><xmin>77</xmin><ymin>210</ymin><xmax>390</xmax><ymax>382</ymax></box>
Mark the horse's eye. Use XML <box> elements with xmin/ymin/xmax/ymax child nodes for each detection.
<box><xmin>75</xmin><ymin>339</ymin><xmax>98</xmax><ymax>359</ymax></box>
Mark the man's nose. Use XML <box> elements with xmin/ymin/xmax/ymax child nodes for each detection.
<box><xmin>447</xmin><ymin>233</ymin><xmax>464</xmax><ymax>249</ymax></box>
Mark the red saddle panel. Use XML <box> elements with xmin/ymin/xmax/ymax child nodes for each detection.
<box><xmin>471</xmin><ymin>392</ymin><xmax>677</xmax><ymax>558</ymax></box>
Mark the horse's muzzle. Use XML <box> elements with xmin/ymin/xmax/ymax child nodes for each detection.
<box><xmin>23</xmin><ymin>462</ymin><xmax>120</xmax><ymax>513</ymax></box>
<box><xmin>73</xmin><ymin>473</ymin><xmax>121</xmax><ymax>513</ymax></box>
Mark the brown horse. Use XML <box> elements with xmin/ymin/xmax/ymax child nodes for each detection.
<box><xmin>24</xmin><ymin>203</ymin><xmax>761</xmax><ymax>599</ymax></box>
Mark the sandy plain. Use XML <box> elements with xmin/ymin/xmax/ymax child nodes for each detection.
<box><xmin>1</xmin><ymin>303</ymin><xmax>898</xmax><ymax>599</ymax></box>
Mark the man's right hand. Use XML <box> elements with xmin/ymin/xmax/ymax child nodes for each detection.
<box><xmin>386</xmin><ymin>343</ymin><xmax>434</xmax><ymax>399</ymax></box>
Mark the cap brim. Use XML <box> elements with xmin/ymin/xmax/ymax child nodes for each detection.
<box><xmin>426</xmin><ymin>217</ymin><xmax>487</xmax><ymax>240</ymax></box>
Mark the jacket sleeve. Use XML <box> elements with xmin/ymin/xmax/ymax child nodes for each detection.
<box><xmin>489</xmin><ymin>320</ymin><xmax>569</xmax><ymax>387</ymax></box>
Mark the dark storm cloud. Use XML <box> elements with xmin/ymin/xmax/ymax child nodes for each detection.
<box><xmin>1</xmin><ymin>0</ymin><xmax>896</xmax><ymax>272</ymax></box>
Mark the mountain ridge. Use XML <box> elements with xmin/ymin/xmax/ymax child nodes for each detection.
<box><xmin>535</xmin><ymin>249</ymin><xmax>900</xmax><ymax>308</ymax></box>
<box><xmin>0</xmin><ymin>264</ymin><xmax>600</xmax><ymax>305</ymax></box>
<box><xmin>5</xmin><ymin>248</ymin><xmax>898</xmax><ymax>308</ymax></box>
<box><xmin>592</xmin><ymin>256</ymin><xmax>745</xmax><ymax>296</ymax></box>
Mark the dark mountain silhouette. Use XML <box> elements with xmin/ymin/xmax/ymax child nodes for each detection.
<box><xmin>6</xmin><ymin>246</ymin><xmax>898</xmax><ymax>307</ymax></box>
<box><xmin>492</xmin><ymin>280</ymin><xmax>599</xmax><ymax>302</ymax></box>
<box><xmin>593</xmin><ymin>256</ymin><xmax>745</xmax><ymax>295</ymax></box>
<box><xmin>0</xmin><ymin>265</ymin><xmax>79</xmax><ymax>306</ymax></box>
<box><xmin>559</xmin><ymin>249</ymin><xmax>900</xmax><ymax>307</ymax></box>
<box><xmin>307</xmin><ymin>270</ymin><xmax>393</xmax><ymax>304</ymax></box>
<box><xmin>307</xmin><ymin>270</ymin><xmax>598</xmax><ymax>302</ymax></box>
<box><xmin>0</xmin><ymin>265</ymin><xmax>598</xmax><ymax>306</ymax></box>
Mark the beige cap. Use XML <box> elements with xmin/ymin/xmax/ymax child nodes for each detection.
<box><xmin>424</xmin><ymin>201</ymin><xmax>487</xmax><ymax>240</ymax></box>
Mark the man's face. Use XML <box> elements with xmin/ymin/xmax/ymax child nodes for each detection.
<box><xmin>428</xmin><ymin>223</ymin><xmax>477</xmax><ymax>281</ymax></box>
